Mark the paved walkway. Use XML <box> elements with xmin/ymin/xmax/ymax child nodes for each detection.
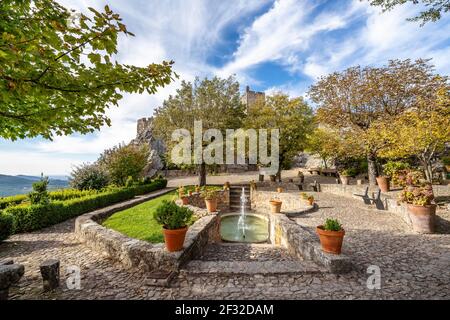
<box><xmin>1</xmin><ymin>187</ymin><xmax>449</xmax><ymax>299</ymax></box>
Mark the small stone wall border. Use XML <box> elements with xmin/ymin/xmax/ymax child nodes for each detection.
<box><xmin>75</xmin><ymin>188</ymin><xmax>219</xmax><ymax>272</ymax></box>
<box><xmin>250</xmin><ymin>188</ymin><xmax>314</xmax><ymax>214</ymax></box>
<box><xmin>318</xmin><ymin>183</ymin><xmax>450</xmax><ymax>227</ymax></box>
<box><xmin>269</xmin><ymin>213</ymin><xmax>352</xmax><ymax>274</ymax></box>
<box><xmin>250</xmin><ymin>188</ymin><xmax>351</xmax><ymax>274</ymax></box>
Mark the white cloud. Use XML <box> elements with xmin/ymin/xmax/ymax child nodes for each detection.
<box><xmin>0</xmin><ymin>151</ymin><xmax>85</xmax><ymax>176</ymax></box>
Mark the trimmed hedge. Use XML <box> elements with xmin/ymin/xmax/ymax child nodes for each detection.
<box><xmin>5</xmin><ymin>178</ymin><xmax>168</xmax><ymax>234</ymax></box>
<box><xmin>0</xmin><ymin>194</ymin><xmax>27</xmax><ymax>209</ymax></box>
<box><xmin>0</xmin><ymin>212</ymin><xmax>14</xmax><ymax>241</ymax></box>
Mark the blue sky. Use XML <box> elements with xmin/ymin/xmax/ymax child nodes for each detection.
<box><xmin>1</xmin><ymin>0</ymin><xmax>450</xmax><ymax>175</ymax></box>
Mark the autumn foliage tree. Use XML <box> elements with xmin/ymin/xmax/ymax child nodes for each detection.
<box><xmin>306</xmin><ymin>127</ymin><xmax>346</xmax><ymax>169</ymax></box>
<box><xmin>0</xmin><ymin>0</ymin><xmax>174</xmax><ymax>140</ymax></box>
<box><xmin>380</xmin><ymin>87</ymin><xmax>450</xmax><ymax>181</ymax></box>
<box><xmin>308</xmin><ymin>59</ymin><xmax>446</xmax><ymax>185</ymax></box>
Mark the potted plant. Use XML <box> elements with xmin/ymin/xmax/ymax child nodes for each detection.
<box><xmin>378</xmin><ymin>161</ymin><xmax>410</xmax><ymax>192</ymax></box>
<box><xmin>269</xmin><ymin>198</ymin><xmax>282</xmax><ymax>214</ymax></box>
<box><xmin>202</xmin><ymin>188</ymin><xmax>218</xmax><ymax>213</ymax></box>
<box><xmin>300</xmin><ymin>192</ymin><xmax>309</xmax><ymax>201</ymax></box>
<box><xmin>316</xmin><ymin>218</ymin><xmax>345</xmax><ymax>254</ymax></box>
<box><xmin>180</xmin><ymin>196</ymin><xmax>189</xmax><ymax>205</ymax></box>
<box><xmin>307</xmin><ymin>195</ymin><xmax>314</xmax><ymax>206</ymax></box>
<box><xmin>339</xmin><ymin>169</ymin><xmax>354</xmax><ymax>185</ymax></box>
<box><xmin>154</xmin><ymin>200</ymin><xmax>193</xmax><ymax>252</ymax></box>
<box><xmin>399</xmin><ymin>184</ymin><xmax>436</xmax><ymax>233</ymax></box>
<box><xmin>178</xmin><ymin>186</ymin><xmax>185</xmax><ymax>198</ymax></box>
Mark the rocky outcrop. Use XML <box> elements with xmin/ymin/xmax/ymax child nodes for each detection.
<box><xmin>130</xmin><ymin>117</ymin><xmax>165</xmax><ymax>178</ymax></box>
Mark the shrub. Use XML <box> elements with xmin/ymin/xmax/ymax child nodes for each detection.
<box><xmin>28</xmin><ymin>176</ymin><xmax>49</xmax><ymax>205</ymax></box>
<box><xmin>394</xmin><ymin>169</ymin><xmax>424</xmax><ymax>187</ymax></box>
<box><xmin>324</xmin><ymin>218</ymin><xmax>343</xmax><ymax>232</ymax></box>
<box><xmin>5</xmin><ymin>179</ymin><xmax>167</xmax><ymax>233</ymax></box>
<box><xmin>0</xmin><ymin>194</ymin><xmax>27</xmax><ymax>209</ymax></box>
<box><xmin>399</xmin><ymin>184</ymin><xmax>434</xmax><ymax>206</ymax></box>
<box><xmin>98</xmin><ymin>143</ymin><xmax>149</xmax><ymax>186</ymax></box>
<box><xmin>340</xmin><ymin>168</ymin><xmax>357</xmax><ymax>177</ymax></box>
<box><xmin>382</xmin><ymin>160</ymin><xmax>410</xmax><ymax>177</ymax></box>
<box><xmin>153</xmin><ymin>200</ymin><xmax>193</xmax><ymax>230</ymax></box>
<box><xmin>70</xmin><ymin>163</ymin><xmax>109</xmax><ymax>191</ymax></box>
<box><xmin>0</xmin><ymin>212</ymin><xmax>14</xmax><ymax>241</ymax></box>
<box><xmin>49</xmin><ymin>189</ymin><xmax>99</xmax><ymax>201</ymax></box>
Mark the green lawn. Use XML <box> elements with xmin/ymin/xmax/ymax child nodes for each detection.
<box><xmin>102</xmin><ymin>190</ymin><xmax>179</xmax><ymax>243</ymax></box>
<box><xmin>102</xmin><ymin>185</ymin><xmax>221</xmax><ymax>243</ymax></box>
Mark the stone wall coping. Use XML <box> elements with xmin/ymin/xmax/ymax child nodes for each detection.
<box><xmin>270</xmin><ymin>213</ymin><xmax>352</xmax><ymax>274</ymax></box>
<box><xmin>75</xmin><ymin>188</ymin><xmax>219</xmax><ymax>272</ymax></box>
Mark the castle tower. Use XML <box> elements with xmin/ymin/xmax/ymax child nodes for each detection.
<box><xmin>241</xmin><ymin>85</ymin><xmax>265</xmax><ymax>112</ymax></box>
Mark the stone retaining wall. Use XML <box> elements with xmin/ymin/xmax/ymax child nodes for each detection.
<box><xmin>250</xmin><ymin>189</ymin><xmax>314</xmax><ymax>214</ymax></box>
<box><xmin>75</xmin><ymin>189</ymin><xmax>219</xmax><ymax>272</ymax></box>
<box><xmin>319</xmin><ymin>183</ymin><xmax>450</xmax><ymax>227</ymax></box>
<box><xmin>269</xmin><ymin>213</ymin><xmax>352</xmax><ymax>274</ymax></box>
<box><xmin>182</xmin><ymin>189</ymin><xmax>230</xmax><ymax>212</ymax></box>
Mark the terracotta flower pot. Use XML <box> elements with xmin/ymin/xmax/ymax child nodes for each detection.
<box><xmin>269</xmin><ymin>200</ymin><xmax>282</xmax><ymax>213</ymax></box>
<box><xmin>163</xmin><ymin>226</ymin><xmax>188</xmax><ymax>252</ymax></box>
<box><xmin>376</xmin><ymin>176</ymin><xmax>390</xmax><ymax>192</ymax></box>
<box><xmin>407</xmin><ymin>204</ymin><xmax>436</xmax><ymax>234</ymax></box>
<box><xmin>316</xmin><ymin>226</ymin><xmax>345</xmax><ymax>254</ymax></box>
<box><xmin>340</xmin><ymin>176</ymin><xmax>350</xmax><ymax>185</ymax></box>
<box><xmin>277</xmin><ymin>187</ymin><xmax>283</xmax><ymax>193</ymax></box>
<box><xmin>181</xmin><ymin>196</ymin><xmax>189</xmax><ymax>205</ymax></box>
<box><xmin>205</xmin><ymin>198</ymin><xmax>218</xmax><ymax>213</ymax></box>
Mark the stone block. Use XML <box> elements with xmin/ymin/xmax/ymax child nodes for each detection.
<box><xmin>40</xmin><ymin>259</ymin><xmax>60</xmax><ymax>291</ymax></box>
<box><xmin>0</xmin><ymin>264</ymin><xmax>25</xmax><ymax>300</ymax></box>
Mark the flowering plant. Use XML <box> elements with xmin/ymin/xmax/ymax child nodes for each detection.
<box><xmin>399</xmin><ymin>184</ymin><xmax>434</xmax><ymax>206</ymax></box>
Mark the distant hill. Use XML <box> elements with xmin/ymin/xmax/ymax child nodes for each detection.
<box><xmin>0</xmin><ymin>174</ymin><xmax>69</xmax><ymax>197</ymax></box>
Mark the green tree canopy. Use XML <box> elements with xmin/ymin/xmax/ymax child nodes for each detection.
<box><xmin>153</xmin><ymin>76</ymin><xmax>244</xmax><ymax>185</ymax></box>
<box><xmin>244</xmin><ymin>93</ymin><xmax>314</xmax><ymax>179</ymax></box>
<box><xmin>0</xmin><ymin>0</ymin><xmax>175</xmax><ymax>140</ymax></box>
<box><xmin>367</xmin><ymin>0</ymin><xmax>450</xmax><ymax>25</ymax></box>
<box><xmin>98</xmin><ymin>143</ymin><xmax>150</xmax><ymax>186</ymax></box>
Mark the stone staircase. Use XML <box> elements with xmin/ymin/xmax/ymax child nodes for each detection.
<box><xmin>180</xmin><ymin>243</ymin><xmax>326</xmax><ymax>277</ymax></box>
<box><xmin>229</xmin><ymin>185</ymin><xmax>251</xmax><ymax>212</ymax></box>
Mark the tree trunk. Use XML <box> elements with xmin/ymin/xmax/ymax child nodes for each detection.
<box><xmin>367</xmin><ymin>153</ymin><xmax>378</xmax><ymax>186</ymax></box>
<box><xmin>198</xmin><ymin>162</ymin><xmax>206</xmax><ymax>186</ymax></box>
<box><xmin>322</xmin><ymin>158</ymin><xmax>328</xmax><ymax>169</ymax></box>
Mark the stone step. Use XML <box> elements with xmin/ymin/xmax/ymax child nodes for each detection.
<box><xmin>180</xmin><ymin>260</ymin><xmax>326</xmax><ymax>276</ymax></box>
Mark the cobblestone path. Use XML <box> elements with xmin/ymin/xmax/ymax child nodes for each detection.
<box><xmin>1</xmin><ymin>191</ymin><xmax>449</xmax><ymax>300</ymax></box>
